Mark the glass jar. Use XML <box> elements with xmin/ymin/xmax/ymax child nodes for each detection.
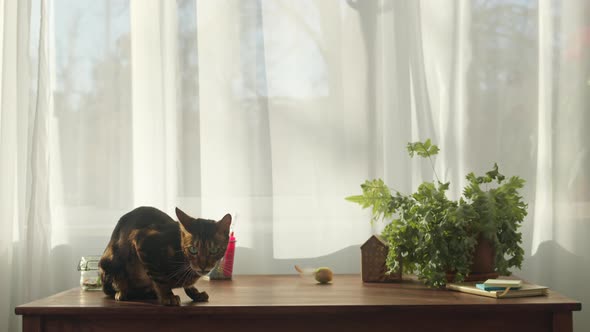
<box><xmin>78</xmin><ymin>256</ymin><xmax>102</xmax><ymax>291</ymax></box>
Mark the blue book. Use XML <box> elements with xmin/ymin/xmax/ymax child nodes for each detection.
<box><xmin>475</xmin><ymin>283</ymin><xmax>521</xmax><ymax>291</ymax></box>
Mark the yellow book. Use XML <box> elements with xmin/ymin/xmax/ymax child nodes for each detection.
<box><xmin>446</xmin><ymin>281</ymin><xmax>548</xmax><ymax>298</ymax></box>
<box><xmin>483</xmin><ymin>279</ymin><xmax>522</xmax><ymax>288</ymax></box>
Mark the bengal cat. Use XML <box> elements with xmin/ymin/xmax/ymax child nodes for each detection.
<box><xmin>99</xmin><ymin>207</ymin><xmax>231</xmax><ymax>306</ymax></box>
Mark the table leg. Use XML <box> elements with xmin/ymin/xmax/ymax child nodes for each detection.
<box><xmin>552</xmin><ymin>311</ymin><xmax>573</xmax><ymax>332</ymax></box>
<box><xmin>23</xmin><ymin>316</ymin><xmax>42</xmax><ymax>332</ymax></box>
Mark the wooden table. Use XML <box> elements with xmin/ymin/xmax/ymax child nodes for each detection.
<box><xmin>16</xmin><ymin>275</ymin><xmax>581</xmax><ymax>332</ymax></box>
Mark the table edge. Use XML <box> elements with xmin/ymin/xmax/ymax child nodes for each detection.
<box><xmin>15</xmin><ymin>301</ymin><xmax>582</xmax><ymax>317</ymax></box>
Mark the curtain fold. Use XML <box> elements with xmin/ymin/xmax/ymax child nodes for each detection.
<box><xmin>195</xmin><ymin>0</ymin><xmax>271</xmax><ymax>251</ymax></box>
<box><xmin>1</xmin><ymin>0</ymin><xmax>52</xmax><ymax>330</ymax></box>
<box><xmin>129</xmin><ymin>0</ymin><xmax>179</xmax><ymax>209</ymax></box>
<box><xmin>532</xmin><ymin>0</ymin><xmax>555</xmax><ymax>255</ymax></box>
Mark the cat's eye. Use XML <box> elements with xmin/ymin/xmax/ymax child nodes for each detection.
<box><xmin>188</xmin><ymin>246</ymin><xmax>198</xmax><ymax>255</ymax></box>
<box><xmin>210</xmin><ymin>247</ymin><xmax>220</xmax><ymax>255</ymax></box>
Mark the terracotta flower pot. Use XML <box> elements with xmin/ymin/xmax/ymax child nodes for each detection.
<box><xmin>470</xmin><ymin>235</ymin><xmax>496</xmax><ymax>274</ymax></box>
<box><xmin>446</xmin><ymin>234</ymin><xmax>499</xmax><ymax>283</ymax></box>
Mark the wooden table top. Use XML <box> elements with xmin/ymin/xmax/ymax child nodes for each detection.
<box><xmin>15</xmin><ymin>275</ymin><xmax>581</xmax><ymax>317</ymax></box>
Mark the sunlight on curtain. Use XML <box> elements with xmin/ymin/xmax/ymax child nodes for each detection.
<box><xmin>196</xmin><ymin>0</ymin><xmax>270</xmax><ymax>252</ymax></box>
<box><xmin>260</xmin><ymin>1</ymin><xmax>374</xmax><ymax>258</ymax></box>
<box><xmin>130</xmin><ymin>0</ymin><xmax>178</xmax><ymax>209</ymax></box>
<box><xmin>49</xmin><ymin>1</ymin><xmax>133</xmax><ymax>287</ymax></box>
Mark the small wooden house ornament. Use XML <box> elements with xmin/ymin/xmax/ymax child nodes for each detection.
<box><xmin>360</xmin><ymin>235</ymin><xmax>402</xmax><ymax>283</ymax></box>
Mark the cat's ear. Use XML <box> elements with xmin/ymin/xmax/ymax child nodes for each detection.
<box><xmin>175</xmin><ymin>207</ymin><xmax>192</xmax><ymax>230</ymax></box>
<box><xmin>217</xmin><ymin>213</ymin><xmax>232</xmax><ymax>234</ymax></box>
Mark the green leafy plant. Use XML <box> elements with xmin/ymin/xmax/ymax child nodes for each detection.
<box><xmin>346</xmin><ymin>140</ymin><xmax>527</xmax><ymax>287</ymax></box>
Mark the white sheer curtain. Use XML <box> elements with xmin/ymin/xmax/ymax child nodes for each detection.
<box><xmin>1</xmin><ymin>0</ymin><xmax>589</xmax><ymax>331</ymax></box>
<box><xmin>1</xmin><ymin>0</ymin><xmax>52</xmax><ymax>331</ymax></box>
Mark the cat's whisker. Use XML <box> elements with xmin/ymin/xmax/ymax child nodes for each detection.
<box><xmin>172</xmin><ymin>265</ymin><xmax>190</xmax><ymax>278</ymax></box>
<box><xmin>171</xmin><ymin>264</ymin><xmax>194</xmax><ymax>284</ymax></box>
<box><xmin>174</xmin><ymin>266</ymin><xmax>189</xmax><ymax>285</ymax></box>
<box><xmin>180</xmin><ymin>266</ymin><xmax>196</xmax><ymax>286</ymax></box>
<box><xmin>164</xmin><ymin>264</ymin><xmax>191</xmax><ymax>281</ymax></box>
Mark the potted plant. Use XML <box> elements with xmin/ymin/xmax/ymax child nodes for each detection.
<box><xmin>346</xmin><ymin>140</ymin><xmax>527</xmax><ymax>287</ymax></box>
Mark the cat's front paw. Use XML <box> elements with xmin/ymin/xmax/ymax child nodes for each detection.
<box><xmin>185</xmin><ymin>287</ymin><xmax>209</xmax><ymax>302</ymax></box>
<box><xmin>193</xmin><ymin>291</ymin><xmax>209</xmax><ymax>302</ymax></box>
<box><xmin>159</xmin><ymin>294</ymin><xmax>181</xmax><ymax>306</ymax></box>
<box><xmin>115</xmin><ymin>291</ymin><xmax>127</xmax><ymax>301</ymax></box>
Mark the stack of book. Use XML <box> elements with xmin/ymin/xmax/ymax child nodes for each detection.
<box><xmin>446</xmin><ymin>279</ymin><xmax>548</xmax><ymax>298</ymax></box>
